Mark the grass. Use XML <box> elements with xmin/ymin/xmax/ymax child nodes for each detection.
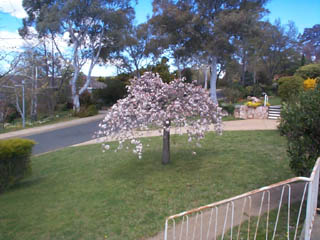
<box><xmin>223</xmin><ymin>202</ymin><xmax>305</xmax><ymax>240</ymax></box>
<box><xmin>0</xmin><ymin>110</ymin><xmax>78</xmax><ymax>134</ymax></box>
<box><xmin>0</xmin><ymin>130</ymin><xmax>293</xmax><ymax>240</ymax></box>
<box><xmin>268</xmin><ymin>96</ymin><xmax>282</xmax><ymax>106</ymax></box>
<box><xmin>222</xmin><ymin>115</ymin><xmax>243</xmax><ymax>121</ymax></box>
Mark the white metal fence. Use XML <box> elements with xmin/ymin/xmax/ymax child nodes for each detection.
<box><xmin>163</xmin><ymin>158</ymin><xmax>320</xmax><ymax>240</ymax></box>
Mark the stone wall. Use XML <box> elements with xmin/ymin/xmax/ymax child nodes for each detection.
<box><xmin>234</xmin><ymin>105</ymin><xmax>268</xmax><ymax>119</ymax></box>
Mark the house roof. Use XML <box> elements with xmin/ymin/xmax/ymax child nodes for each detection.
<box><xmin>89</xmin><ymin>77</ymin><xmax>107</xmax><ymax>89</ymax></box>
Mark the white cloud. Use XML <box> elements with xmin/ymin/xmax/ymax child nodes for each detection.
<box><xmin>0</xmin><ymin>28</ymin><xmax>70</xmax><ymax>52</ymax></box>
<box><xmin>0</xmin><ymin>30</ymin><xmax>25</xmax><ymax>52</ymax></box>
<box><xmin>82</xmin><ymin>63</ymin><xmax>117</xmax><ymax>77</ymax></box>
<box><xmin>0</xmin><ymin>0</ymin><xmax>27</xmax><ymax>19</ymax></box>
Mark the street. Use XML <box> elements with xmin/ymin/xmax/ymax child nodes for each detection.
<box><xmin>25</xmin><ymin>119</ymin><xmax>103</xmax><ymax>155</ymax></box>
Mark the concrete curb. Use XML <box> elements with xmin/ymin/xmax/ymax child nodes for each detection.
<box><xmin>72</xmin><ymin>119</ymin><xmax>279</xmax><ymax>147</ymax></box>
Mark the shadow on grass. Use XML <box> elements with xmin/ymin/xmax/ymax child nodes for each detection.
<box><xmin>8</xmin><ymin>177</ymin><xmax>45</xmax><ymax>192</ymax></box>
<box><xmin>109</xmin><ymin>141</ymin><xmax>219</xmax><ymax>182</ymax></box>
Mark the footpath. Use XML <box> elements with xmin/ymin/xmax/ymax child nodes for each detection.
<box><xmin>0</xmin><ymin>118</ymin><xmax>278</xmax><ymax>141</ymax></box>
<box><xmin>74</xmin><ymin>119</ymin><xmax>279</xmax><ymax>146</ymax></box>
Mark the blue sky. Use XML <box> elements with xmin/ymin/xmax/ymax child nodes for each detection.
<box><xmin>135</xmin><ymin>0</ymin><xmax>320</xmax><ymax>33</ymax></box>
<box><xmin>1</xmin><ymin>0</ymin><xmax>319</xmax><ymax>33</ymax></box>
<box><xmin>0</xmin><ymin>12</ymin><xmax>21</xmax><ymax>32</ymax></box>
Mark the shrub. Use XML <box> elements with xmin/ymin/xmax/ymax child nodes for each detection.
<box><xmin>80</xmin><ymin>91</ymin><xmax>94</xmax><ymax>106</ymax></box>
<box><xmin>295</xmin><ymin>63</ymin><xmax>320</xmax><ymax>79</ymax></box>
<box><xmin>245</xmin><ymin>101</ymin><xmax>269</xmax><ymax>108</ymax></box>
<box><xmin>277</xmin><ymin>76</ymin><xmax>304</xmax><ymax>101</ymax></box>
<box><xmin>303</xmin><ymin>78</ymin><xmax>317</xmax><ymax>90</ymax></box>
<box><xmin>246</xmin><ymin>84</ymin><xmax>263</xmax><ymax>97</ymax></box>
<box><xmin>260</xmin><ymin>84</ymin><xmax>277</xmax><ymax>96</ymax></box>
<box><xmin>222</xmin><ymin>86</ymin><xmax>246</xmax><ymax>103</ymax></box>
<box><xmin>220</xmin><ymin>103</ymin><xmax>235</xmax><ymax>115</ymax></box>
<box><xmin>75</xmin><ymin>104</ymin><xmax>98</xmax><ymax>118</ymax></box>
<box><xmin>279</xmin><ymin>85</ymin><xmax>320</xmax><ymax>176</ymax></box>
<box><xmin>0</xmin><ymin>138</ymin><xmax>35</xmax><ymax>192</ymax></box>
<box><xmin>92</xmin><ymin>79</ymin><xmax>127</xmax><ymax>106</ymax></box>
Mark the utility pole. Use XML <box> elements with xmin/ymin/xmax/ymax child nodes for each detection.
<box><xmin>14</xmin><ymin>80</ymin><xmax>26</xmax><ymax>128</ymax></box>
<box><xmin>22</xmin><ymin>80</ymin><xmax>25</xmax><ymax>128</ymax></box>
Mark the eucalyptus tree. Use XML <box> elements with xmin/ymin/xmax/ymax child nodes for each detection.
<box><xmin>20</xmin><ymin>0</ymin><xmax>134</xmax><ymax>111</ymax></box>
<box><xmin>150</xmin><ymin>0</ymin><xmax>197</xmax><ymax>79</ymax></box>
<box><xmin>217</xmin><ymin>2</ymin><xmax>268</xmax><ymax>85</ymax></box>
<box><xmin>299</xmin><ymin>24</ymin><xmax>320</xmax><ymax>62</ymax></box>
<box><xmin>258</xmin><ymin>20</ymin><xmax>300</xmax><ymax>83</ymax></box>
<box><xmin>150</xmin><ymin>0</ymin><xmax>268</xmax><ymax>103</ymax></box>
<box><xmin>117</xmin><ymin>23</ymin><xmax>152</xmax><ymax>78</ymax></box>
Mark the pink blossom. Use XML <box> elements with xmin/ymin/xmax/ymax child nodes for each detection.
<box><xmin>95</xmin><ymin>72</ymin><xmax>222</xmax><ymax>158</ymax></box>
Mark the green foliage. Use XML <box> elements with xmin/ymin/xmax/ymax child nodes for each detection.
<box><xmin>149</xmin><ymin>57</ymin><xmax>174</xmax><ymax>83</ymax></box>
<box><xmin>0</xmin><ymin>138</ymin><xmax>35</xmax><ymax>192</ymax></box>
<box><xmin>79</xmin><ymin>91</ymin><xmax>94</xmax><ymax>106</ymax></box>
<box><xmin>277</xmin><ymin>76</ymin><xmax>304</xmax><ymax>101</ymax></box>
<box><xmin>295</xmin><ymin>63</ymin><xmax>320</xmax><ymax>79</ymax></box>
<box><xmin>222</xmin><ymin>88</ymin><xmax>245</xmax><ymax>103</ymax></box>
<box><xmin>279</xmin><ymin>85</ymin><xmax>320</xmax><ymax>176</ymax></box>
<box><xmin>75</xmin><ymin>105</ymin><xmax>98</xmax><ymax>118</ymax></box>
<box><xmin>92</xmin><ymin>78</ymin><xmax>127</xmax><ymax>106</ymax></box>
<box><xmin>246</xmin><ymin>84</ymin><xmax>263</xmax><ymax>97</ymax></box>
<box><xmin>220</xmin><ymin>103</ymin><xmax>235</xmax><ymax>115</ymax></box>
<box><xmin>180</xmin><ymin>68</ymin><xmax>193</xmax><ymax>83</ymax></box>
<box><xmin>223</xmin><ymin>83</ymin><xmax>248</xmax><ymax>103</ymax></box>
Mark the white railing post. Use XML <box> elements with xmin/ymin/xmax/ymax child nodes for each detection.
<box><xmin>305</xmin><ymin>182</ymin><xmax>313</xmax><ymax>240</ymax></box>
<box><xmin>305</xmin><ymin>158</ymin><xmax>320</xmax><ymax>240</ymax></box>
<box><xmin>264</xmin><ymin>94</ymin><xmax>268</xmax><ymax>107</ymax></box>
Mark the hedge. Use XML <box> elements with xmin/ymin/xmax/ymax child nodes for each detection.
<box><xmin>279</xmin><ymin>84</ymin><xmax>320</xmax><ymax>176</ymax></box>
<box><xmin>0</xmin><ymin>138</ymin><xmax>35</xmax><ymax>192</ymax></box>
<box><xmin>277</xmin><ymin>76</ymin><xmax>304</xmax><ymax>101</ymax></box>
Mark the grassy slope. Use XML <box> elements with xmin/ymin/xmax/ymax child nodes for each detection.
<box><xmin>0</xmin><ymin>111</ymin><xmax>77</xmax><ymax>134</ymax></box>
<box><xmin>0</xmin><ymin>131</ymin><xmax>293</xmax><ymax>240</ymax></box>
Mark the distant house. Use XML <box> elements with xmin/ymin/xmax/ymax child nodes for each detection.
<box><xmin>87</xmin><ymin>77</ymin><xmax>107</xmax><ymax>93</ymax></box>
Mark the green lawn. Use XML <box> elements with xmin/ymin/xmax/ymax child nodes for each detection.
<box><xmin>268</xmin><ymin>96</ymin><xmax>282</xmax><ymax>106</ymax></box>
<box><xmin>0</xmin><ymin>110</ymin><xmax>77</xmax><ymax>134</ymax></box>
<box><xmin>0</xmin><ymin>131</ymin><xmax>293</xmax><ymax>240</ymax></box>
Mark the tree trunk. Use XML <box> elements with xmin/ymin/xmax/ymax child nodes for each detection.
<box><xmin>31</xmin><ymin>66</ymin><xmax>38</xmax><ymax>121</ymax></box>
<box><xmin>204</xmin><ymin>65</ymin><xmax>208</xmax><ymax>89</ymax></box>
<box><xmin>73</xmin><ymin>94</ymin><xmax>80</xmax><ymax>112</ymax></box>
<box><xmin>71</xmin><ymin>69</ymin><xmax>80</xmax><ymax>112</ymax></box>
<box><xmin>177</xmin><ymin>57</ymin><xmax>182</xmax><ymax>79</ymax></box>
<box><xmin>241</xmin><ymin>53</ymin><xmax>247</xmax><ymax>86</ymax></box>
<box><xmin>162</xmin><ymin>122</ymin><xmax>170</xmax><ymax>165</ymax></box>
<box><xmin>210</xmin><ymin>56</ymin><xmax>218</xmax><ymax>104</ymax></box>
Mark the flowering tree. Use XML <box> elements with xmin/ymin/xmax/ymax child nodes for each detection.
<box><xmin>96</xmin><ymin>72</ymin><xmax>222</xmax><ymax>164</ymax></box>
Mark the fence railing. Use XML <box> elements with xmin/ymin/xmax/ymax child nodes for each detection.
<box><xmin>163</xmin><ymin>158</ymin><xmax>320</xmax><ymax>240</ymax></box>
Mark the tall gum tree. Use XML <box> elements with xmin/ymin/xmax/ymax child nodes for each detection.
<box><xmin>20</xmin><ymin>0</ymin><xmax>134</xmax><ymax>111</ymax></box>
<box><xmin>150</xmin><ymin>0</ymin><xmax>268</xmax><ymax>103</ymax></box>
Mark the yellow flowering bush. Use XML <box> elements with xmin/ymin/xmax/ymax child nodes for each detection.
<box><xmin>303</xmin><ymin>78</ymin><xmax>317</xmax><ymax>90</ymax></box>
<box><xmin>245</xmin><ymin>101</ymin><xmax>270</xmax><ymax>108</ymax></box>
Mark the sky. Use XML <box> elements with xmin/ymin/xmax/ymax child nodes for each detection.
<box><xmin>0</xmin><ymin>0</ymin><xmax>319</xmax><ymax>76</ymax></box>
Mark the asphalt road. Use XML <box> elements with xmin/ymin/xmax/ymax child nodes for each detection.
<box><xmin>25</xmin><ymin>119</ymin><xmax>103</xmax><ymax>155</ymax></box>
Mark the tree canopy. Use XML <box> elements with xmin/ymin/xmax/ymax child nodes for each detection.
<box><xmin>20</xmin><ymin>0</ymin><xmax>134</xmax><ymax>111</ymax></box>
